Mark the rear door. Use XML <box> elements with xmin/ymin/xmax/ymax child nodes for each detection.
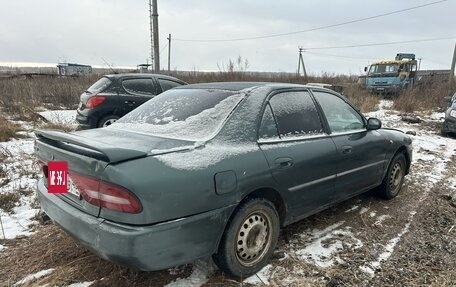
<box><xmin>312</xmin><ymin>90</ymin><xmax>386</xmax><ymax>201</ymax></box>
<box><xmin>258</xmin><ymin>90</ymin><xmax>338</xmax><ymax>218</ymax></box>
<box><xmin>119</xmin><ymin>78</ymin><xmax>158</xmax><ymax>114</ymax></box>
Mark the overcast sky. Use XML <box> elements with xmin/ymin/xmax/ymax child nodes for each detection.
<box><xmin>0</xmin><ymin>0</ymin><xmax>455</xmax><ymax>74</ymax></box>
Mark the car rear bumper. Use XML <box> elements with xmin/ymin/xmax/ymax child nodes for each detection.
<box><xmin>76</xmin><ymin>111</ymin><xmax>97</xmax><ymax>129</ymax></box>
<box><xmin>37</xmin><ymin>178</ymin><xmax>233</xmax><ymax>271</ymax></box>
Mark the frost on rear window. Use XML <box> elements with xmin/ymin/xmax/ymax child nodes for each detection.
<box><xmin>111</xmin><ymin>89</ymin><xmax>245</xmax><ymax>141</ymax></box>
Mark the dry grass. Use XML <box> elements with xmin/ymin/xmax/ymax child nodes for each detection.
<box><xmin>0</xmin><ymin>115</ymin><xmax>23</xmax><ymax>142</ymax></box>
<box><xmin>393</xmin><ymin>81</ymin><xmax>455</xmax><ymax>112</ymax></box>
<box><xmin>0</xmin><ymin>74</ymin><xmax>99</xmax><ymax>119</ymax></box>
<box><xmin>344</xmin><ymin>84</ymin><xmax>380</xmax><ymax>113</ymax></box>
<box><xmin>0</xmin><ymin>71</ymin><xmax>453</xmax><ymax>123</ymax></box>
<box><xmin>0</xmin><ymin>192</ymin><xmax>21</xmax><ymax>213</ymax></box>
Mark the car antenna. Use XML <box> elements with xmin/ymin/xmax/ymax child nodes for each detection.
<box><xmin>101</xmin><ymin>57</ymin><xmax>119</xmax><ymax>74</ymax></box>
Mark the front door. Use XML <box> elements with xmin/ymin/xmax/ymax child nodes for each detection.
<box><xmin>312</xmin><ymin>91</ymin><xmax>386</xmax><ymax>202</ymax></box>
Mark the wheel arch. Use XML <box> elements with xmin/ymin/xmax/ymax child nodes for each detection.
<box><xmin>395</xmin><ymin>146</ymin><xmax>411</xmax><ymax>175</ymax></box>
<box><xmin>240</xmin><ymin>187</ymin><xmax>287</xmax><ymax>227</ymax></box>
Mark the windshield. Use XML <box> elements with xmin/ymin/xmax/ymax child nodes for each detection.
<box><xmin>368</xmin><ymin>64</ymin><xmax>399</xmax><ymax>75</ymax></box>
<box><xmin>87</xmin><ymin>77</ymin><xmax>112</xmax><ymax>93</ymax></box>
<box><xmin>111</xmin><ymin>89</ymin><xmax>245</xmax><ymax>141</ymax></box>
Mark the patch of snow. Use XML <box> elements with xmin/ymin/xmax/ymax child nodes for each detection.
<box><xmin>38</xmin><ymin>110</ymin><xmax>77</xmax><ymax>128</ymax></box>
<box><xmin>0</xmin><ymin>244</ymin><xmax>5</xmax><ymax>251</ymax></box>
<box><xmin>164</xmin><ymin>259</ymin><xmax>214</xmax><ymax>287</ymax></box>
<box><xmin>373</xmin><ymin>215</ymin><xmax>391</xmax><ymax>226</ymax></box>
<box><xmin>292</xmin><ymin>222</ymin><xmax>362</xmax><ymax>268</ymax></box>
<box><xmin>345</xmin><ymin>205</ymin><xmax>359</xmax><ymax>213</ymax></box>
<box><xmin>359</xmin><ymin>207</ymin><xmax>369</xmax><ymax>214</ymax></box>
<box><xmin>361</xmin><ymin>211</ymin><xmax>415</xmax><ymax>277</ymax></box>
<box><xmin>13</xmin><ymin>268</ymin><xmax>54</xmax><ymax>286</ymax></box>
<box><xmin>0</xmin><ymin>138</ymin><xmax>40</xmax><ymax>239</ymax></box>
<box><xmin>244</xmin><ymin>264</ymin><xmax>273</xmax><ymax>285</ymax></box>
<box><xmin>430</xmin><ymin>112</ymin><xmax>445</xmax><ymax>121</ymax></box>
<box><xmin>67</xmin><ymin>282</ymin><xmax>95</xmax><ymax>287</ymax></box>
<box><xmin>370</xmin><ymin>212</ymin><xmax>377</xmax><ymax>217</ymax></box>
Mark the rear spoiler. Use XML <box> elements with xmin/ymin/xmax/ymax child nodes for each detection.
<box><xmin>35</xmin><ymin>129</ymin><xmax>148</xmax><ymax>163</ymax></box>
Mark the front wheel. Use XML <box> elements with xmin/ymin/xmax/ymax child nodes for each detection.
<box><xmin>378</xmin><ymin>153</ymin><xmax>406</xmax><ymax>199</ymax></box>
<box><xmin>213</xmin><ymin>198</ymin><xmax>280</xmax><ymax>278</ymax></box>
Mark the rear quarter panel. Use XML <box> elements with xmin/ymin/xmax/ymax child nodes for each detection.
<box><xmin>100</xmin><ymin>145</ymin><xmax>275</xmax><ymax>225</ymax></box>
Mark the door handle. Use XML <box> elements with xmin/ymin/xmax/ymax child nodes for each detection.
<box><xmin>341</xmin><ymin>145</ymin><xmax>352</xmax><ymax>154</ymax></box>
<box><xmin>274</xmin><ymin>157</ymin><xmax>294</xmax><ymax>169</ymax></box>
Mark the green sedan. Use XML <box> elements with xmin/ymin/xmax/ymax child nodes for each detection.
<box><xmin>35</xmin><ymin>82</ymin><xmax>412</xmax><ymax>278</ymax></box>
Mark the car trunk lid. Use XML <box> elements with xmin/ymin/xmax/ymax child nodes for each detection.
<box><xmin>35</xmin><ymin>128</ymin><xmax>195</xmax><ymax>217</ymax></box>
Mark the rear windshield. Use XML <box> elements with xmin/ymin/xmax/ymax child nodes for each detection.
<box><xmin>87</xmin><ymin>77</ymin><xmax>112</xmax><ymax>93</ymax></box>
<box><xmin>111</xmin><ymin>89</ymin><xmax>245</xmax><ymax>141</ymax></box>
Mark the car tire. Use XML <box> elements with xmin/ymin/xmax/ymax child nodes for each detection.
<box><xmin>212</xmin><ymin>198</ymin><xmax>280</xmax><ymax>279</ymax></box>
<box><xmin>378</xmin><ymin>152</ymin><xmax>406</xmax><ymax>199</ymax></box>
<box><xmin>98</xmin><ymin>115</ymin><xmax>120</xmax><ymax>128</ymax></box>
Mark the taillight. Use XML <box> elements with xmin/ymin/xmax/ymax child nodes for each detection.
<box><xmin>37</xmin><ymin>160</ymin><xmax>48</xmax><ymax>178</ymax></box>
<box><xmin>69</xmin><ymin>171</ymin><xmax>141</xmax><ymax>213</ymax></box>
<box><xmin>85</xmin><ymin>95</ymin><xmax>105</xmax><ymax>109</ymax></box>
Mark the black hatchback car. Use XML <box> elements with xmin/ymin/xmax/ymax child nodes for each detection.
<box><xmin>76</xmin><ymin>73</ymin><xmax>187</xmax><ymax>129</ymax></box>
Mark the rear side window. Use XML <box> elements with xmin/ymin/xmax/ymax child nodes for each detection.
<box><xmin>158</xmin><ymin>78</ymin><xmax>182</xmax><ymax>92</ymax></box>
<box><xmin>87</xmin><ymin>77</ymin><xmax>112</xmax><ymax>93</ymax></box>
<box><xmin>312</xmin><ymin>91</ymin><xmax>365</xmax><ymax>133</ymax></box>
<box><xmin>269</xmin><ymin>91</ymin><xmax>324</xmax><ymax>138</ymax></box>
<box><xmin>122</xmin><ymin>78</ymin><xmax>156</xmax><ymax>96</ymax></box>
<box><xmin>258</xmin><ymin>104</ymin><xmax>279</xmax><ymax>139</ymax></box>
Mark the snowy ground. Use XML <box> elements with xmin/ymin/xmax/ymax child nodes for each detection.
<box><xmin>1</xmin><ymin>103</ymin><xmax>455</xmax><ymax>286</ymax></box>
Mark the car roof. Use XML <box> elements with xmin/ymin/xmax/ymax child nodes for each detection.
<box><xmin>176</xmin><ymin>82</ymin><xmax>311</xmax><ymax>91</ymax></box>
<box><xmin>105</xmin><ymin>73</ymin><xmax>184</xmax><ymax>82</ymax></box>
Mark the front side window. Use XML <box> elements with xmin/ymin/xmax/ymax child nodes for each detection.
<box><xmin>122</xmin><ymin>78</ymin><xmax>156</xmax><ymax>96</ymax></box>
<box><xmin>268</xmin><ymin>91</ymin><xmax>324</xmax><ymax>138</ymax></box>
<box><xmin>313</xmin><ymin>91</ymin><xmax>365</xmax><ymax>133</ymax></box>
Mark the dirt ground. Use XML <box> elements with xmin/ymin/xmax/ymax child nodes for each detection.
<box><xmin>0</xmin><ymin>104</ymin><xmax>455</xmax><ymax>287</ymax></box>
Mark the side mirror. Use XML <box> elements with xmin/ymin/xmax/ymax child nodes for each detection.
<box><xmin>367</xmin><ymin>118</ymin><xmax>382</xmax><ymax>130</ymax></box>
<box><xmin>364</xmin><ymin>67</ymin><xmax>368</xmax><ymax>72</ymax></box>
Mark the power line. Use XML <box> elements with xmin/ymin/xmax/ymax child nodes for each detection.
<box><xmin>159</xmin><ymin>42</ymin><xmax>168</xmax><ymax>55</ymax></box>
<box><xmin>305</xmin><ymin>51</ymin><xmax>375</xmax><ymax>61</ymax></box>
<box><xmin>302</xmin><ymin>36</ymin><xmax>455</xmax><ymax>50</ymax></box>
<box><xmin>173</xmin><ymin>0</ymin><xmax>450</xmax><ymax>42</ymax></box>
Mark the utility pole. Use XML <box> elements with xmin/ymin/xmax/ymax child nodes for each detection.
<box><xmin>148</xmin><ymin>0</ymin><xmax>154</xmax><ymax>70</ymax></box>
<box><xmin>297</xmin><ymin>47</ymin><xmax>307</xmax><ymax>80</ymax></box>
<box><xmin>450</xmin><ymin>42</ymin><xmax>456</xmax><ymax>83</ymax></box>
<box><xmin>149</xmin><ymin>0</ymin><xmax>160</xmax><ymax>72</ymax></box>
<box><xmin>167</xmin><ymin>33</ymin><xmax>171</xmax><ymax>72</ymax></box>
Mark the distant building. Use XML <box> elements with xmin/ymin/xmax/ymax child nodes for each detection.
<box><xmin>57</xmin><ymin>63</ymin><xmax>92</xmax><ymax>76</ymax></box>
<box><xmin>137</xmin><ymin>64</ymin><xmax>153</xmax><ymax>73</ymax></box>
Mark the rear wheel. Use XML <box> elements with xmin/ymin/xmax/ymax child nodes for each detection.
<box><xmin>213</xmin><ymin>198</ymin><xmax>280</xmax><ymax>279</ymax></box>
<box><xmin>98</xmin><ymin>115</ymin><xmax>119</xmax><ymax>128</ymax></box>
<box><xmin>378</xmin><ymin>153</ymin><xmax>406</xmax><ymax>199</ymax></box>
